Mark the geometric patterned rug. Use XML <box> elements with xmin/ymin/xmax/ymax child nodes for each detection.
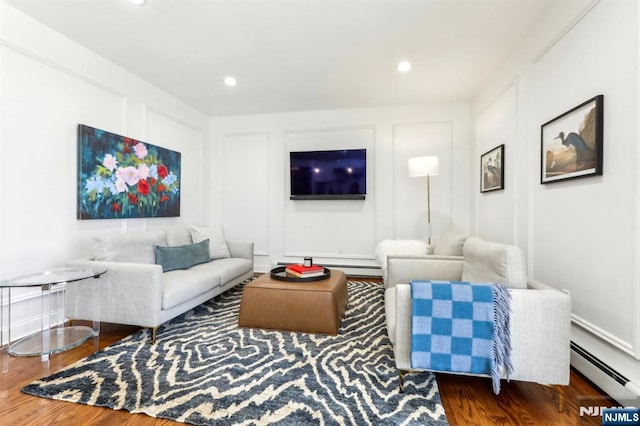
<box><xmin>23</xmin><ymin>280</ymin><xmax>448</xmax><ymax>425</ymax></box>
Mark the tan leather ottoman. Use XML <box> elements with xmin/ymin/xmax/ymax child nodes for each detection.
<box><xmin>238</xmin><ymin>269</ymin><xmax>348</xmax><ymax>335</ymax></box>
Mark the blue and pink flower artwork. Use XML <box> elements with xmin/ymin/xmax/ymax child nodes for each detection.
<box><xmin>77</xmin><ymin>124</ymin><xmax>181</xmax><ymax>219</ymax></box>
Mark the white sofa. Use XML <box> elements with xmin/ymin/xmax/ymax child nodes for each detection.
<box><xmin>383</xmin><ymin>237</ymin><xmax>571</xmax><ymax>407</ymax></box>
<box><xmin>66</xmin><ymin>225</ymin><xmax>253</xmax><ymax>342</ymax></box>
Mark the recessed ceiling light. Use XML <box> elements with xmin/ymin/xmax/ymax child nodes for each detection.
<box><xmin>124</xmin><ymin>0</ymin><xmax>146</xmax><ymax>5</ymax></box>
<box><xmin>397</xmin><ymin>61</ymin><xmax>411</xmax><ymax>72</ymax></box>
<box><xmin>224</xmin><ymin>76</ymin><xmax>237</xmax><ymax>87</ymax></box>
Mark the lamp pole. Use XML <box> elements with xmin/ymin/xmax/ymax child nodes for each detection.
<box><xmin>408</xmin><ymin>156</ymin><xmax>439</xmax><ymax>245</ymax></box>
<box><xmin>427</xmin><ymin>174</ymin><xmax>431</xmax><ymax>245</ymax></box>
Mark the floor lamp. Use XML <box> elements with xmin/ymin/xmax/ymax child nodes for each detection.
<box><xmin>408</xmin><ymin>156</ymin><xmax>439</xmax><ymax>244</ymax></box>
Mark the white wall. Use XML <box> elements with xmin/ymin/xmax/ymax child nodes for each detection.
<box><xmin>10</xmin><ymin>0</ymin><xmax>634</xmax><ymax>397</ymax></box>
<box><xmin>474</xmin><ymin>82</ymin><xmax>519</xmax><ymax>245</ymax></box>
<box><xmin>473</xmin><ymin>0</ymin><xmax>640</xmax><ymax>395</ymax></box>
<box><xmin>0</xmin><ymin>3</ymin><xmax>209</xmax><ymax>339</ymax></box>
<box><xmin>210</xmin><ymin>104</ymin><xmax>472</xmax><ymax>272</ymax></box>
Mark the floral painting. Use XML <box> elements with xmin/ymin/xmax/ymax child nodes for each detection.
<box><xmin>77</xmin><ymin>124</ymin><xmax>181</xmax><ymax>219</ymax></box>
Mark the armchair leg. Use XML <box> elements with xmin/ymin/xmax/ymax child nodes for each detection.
<box><xmin>399</xmin><ymin>370</ymin><xmax>417</xmax><ymax>393</ymax></box>
<box><xmin>150</xmin><ymin>327</ymin><xmax>158</xmax><ymax>344</ymax></box>
<box><xmin>542</xmin><ymin>384</ymin><xmax>565</xmax><ymax>412</ymax></box>
<box><xmin>556</xmin><ymin>385</ymin><xmax>565</xmax><ymax>412</ymax></box>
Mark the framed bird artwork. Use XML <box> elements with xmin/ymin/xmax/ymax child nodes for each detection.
<box><xmin>480</xmin><ymin>144</ymin><xmax>504</xmax><ymax>193</ymax></box>
<box><xmin>540</xmin><ymin>95</ymin><xmax>604</xmax><ymax>184</ymax></box>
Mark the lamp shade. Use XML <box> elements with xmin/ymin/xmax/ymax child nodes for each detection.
<box><xmin>408</xmin><ymin>156</ymin><xmax>439</xmax><ymax>177</ymax></box>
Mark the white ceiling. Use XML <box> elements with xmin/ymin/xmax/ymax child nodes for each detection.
<box><xmin>5</xmin><ymin>0</ymin><xmax>553</xmax><ymax>116</ymax></box>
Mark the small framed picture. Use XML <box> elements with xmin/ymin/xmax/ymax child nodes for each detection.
<box><xmin>480</xmin><ymin>144</ymin><xmax>504</xmax><ymax>193</ymax></box>
<box><xmin>541</xmin><ymin>95</ymin><xmax>603</xmax><ymax>184</ymax></box>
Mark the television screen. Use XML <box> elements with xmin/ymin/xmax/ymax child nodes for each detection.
<box><xmin>290</xmin><ymin>149</ymin><xmax>366</xmax><ymax>200</ymax></box>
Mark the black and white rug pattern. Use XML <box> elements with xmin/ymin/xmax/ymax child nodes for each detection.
<box><xmin>23</xmin><ymin>280</ymin><xmax>448</xmax><ymax>425</ymax></box>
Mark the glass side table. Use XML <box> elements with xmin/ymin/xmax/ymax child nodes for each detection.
<box><xmin>0</xmin><ymin>267</ymin><xmax>106</xmax><ymax>373</ymax></box>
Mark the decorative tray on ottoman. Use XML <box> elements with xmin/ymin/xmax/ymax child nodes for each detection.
<box><xmin>270</xmin><ymin>266</ymin><xmax>331</xmax><ymax>282</ymax></box>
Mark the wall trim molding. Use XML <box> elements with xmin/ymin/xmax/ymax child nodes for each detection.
<box><xmin>0</xmin><ymin>38</ymin><xmax>125</xmax><ymax>99</ymax></box>
<box><xmin>572</xmin><ymin>313</ymin><xmax>636</xmax><ymax>358</ymax></box>
<box><xmin>634</xmin><ymin>0</ymin><xmax>640</xmax><ymax>360</ymax></box>
<box><xmin>147</xmin><ymin>105</ymin><xmax>205</xmax><ymax>135</ymax></box>
<box><xmin>222</xmin><ymin>131</ymin><xmax>271</xmax><ymax>257</ymax></box>
<box><xmin>0</xmin><ymin>288</ymin><xmax>66</xmax><ymax>344</ymax></box>
<box><xmin>531</xmin><ymin>0</ymin><xmax>602</xmax><ymax>64</ymax></box>
<box><xmin>473</xmin><ymin>78</ymin><xmax>520</xmax><ymax>245</ymax></box>
<box><xmin>282</xmin><ymin>125</ymin><xmax>378</xmax><ymax>259</ymax></box>
<box><xmin>282</xmin><ymin>124</ymin><xmax>378</xmax><ymax>136</ymax></box>
<box><xmin>391</xmin><ymin>120</ymin><xmax>454</xmax><ymax>240</ymax></box>
<box><xmin>1</xmin><ymin>288</ymin><xmax>41</xmax><ymax>305</ymax></box>
<box><xmin>282</xmin><ymin>252</ymin><xmax>376</xmax><ymax>261</ymax></box>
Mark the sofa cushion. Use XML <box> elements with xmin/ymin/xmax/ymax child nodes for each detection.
<box><xmin>433</xmin><ymin>233</ymin><xmax>467</xmax><ymax>256</ymax></box>
<box><xmin>461</xmin><ymin>237</ymin><xmax>527</xmax><ymax>289</ymax></box>
<box><xmin>196</xmin><ymin>257</ymin><xmax>253</xmax><ymax>284</ymax></box>
<box><xmin>162</xmin><ymin>268</ymin><xmax>222</xmax><ymax>310</ymax></box>
<box><xmin>160</xmin><ymin>257</ymin><xmax>253</xmax><ymax>310</ymax></box>
<box><xmin>154</xmin><ymin>240</ymin><xmax>210</xmax><ymax>272</ymax></box>
<box><xmin>190</xmin><ymin>225</ymin><xmax>231</xmax><ymax>259</ymax></box>
<box><xmin>93</xmin><ymin>230</ymin><xmax>167</xmax><ymax>264</ymax></box>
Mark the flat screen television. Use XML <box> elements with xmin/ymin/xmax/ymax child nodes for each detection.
<box><xmin>289</xmin><ymin>149</ymin><xmax>366</xmax><ymax>200</ymax></box>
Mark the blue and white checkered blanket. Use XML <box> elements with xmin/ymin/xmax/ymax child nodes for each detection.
<box><xmin>410</xmin><ymin>280</ymin><xmax>513</xmax><ymax>394</ymax></box>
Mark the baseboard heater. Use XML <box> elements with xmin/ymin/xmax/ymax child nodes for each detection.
<box><xmin>277</xmin><ymin>262</ymin><xmax>381</xmax><ymax>278</ymax></box>
<box><xmin>571</xmin><ymin>341</ymin><xmax>640</xmax><ymax>403</ymax></box>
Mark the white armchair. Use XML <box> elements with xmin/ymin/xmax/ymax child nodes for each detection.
<box><xmin>375</xmin><ymin>233</ymin><xmax>467</xmax><ymax>284</ymax></box>
<box><xmin>384</xmin><ymin>237</ymin><xmax>571</xmax><ymax>410</ymax></box>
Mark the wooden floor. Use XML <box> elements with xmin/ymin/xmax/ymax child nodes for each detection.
<box><xmin>1</xmin><ymin>272</ymin><xmax>614</xmax><ymax>425</ymax></box>
<box><xmin>435</xmin><ymin>370</ymin><xmax>611</xmax><ymax>425</ymax></box>
<box><xmin>1</xmin><ymin>321</ymin><xmax>613</xmax><ymax>425</ymax></box>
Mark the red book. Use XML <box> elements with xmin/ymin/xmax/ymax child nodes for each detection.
<box><xmin>285</xmin><ymin>264</ymin><xmax>323</xmax><ymax>275</ymax></box>
<box><xmin>285</xmin><ymin>269</ymin><xmax>325</xmax><ymax>278</ymax></box>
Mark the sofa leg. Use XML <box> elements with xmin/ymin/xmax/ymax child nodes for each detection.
<box><xmin>151</xmin><ymin>327</ymin><xmax>158</xmax><ymax>344</ymax></box>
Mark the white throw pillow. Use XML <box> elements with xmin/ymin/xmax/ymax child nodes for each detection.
<box><xmin>190</xmin><ymin>225</ymin><xmax>231</xmax><ymax>259</ymax></box>
<box><xmin>374</xmin><ymin>239</ymin><xmax>429</xmax><ymax>268</ymax></box>
<box><xmin>433</xmin><ymin>233</ymin><xmax>467</xmax><ymax>256</ymax></box>
<box><xmin>461</xmin><ymin>237</ymin><xmax>527</xmax><ymax>289</ymax></box>
<box><xmin>93</xmin><ymin>230</ymin><xmax>167</xmax><ymax>264</ymax></box>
